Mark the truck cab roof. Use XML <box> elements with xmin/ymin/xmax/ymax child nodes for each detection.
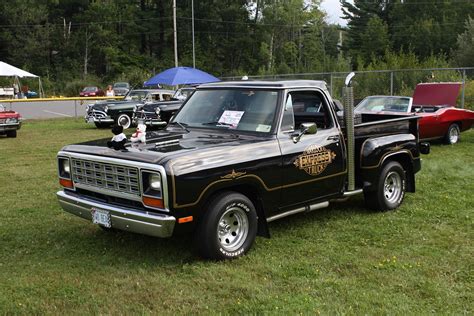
<box><xmin>198</xmin><ymin>80</ymin><xmax>328</xmax><ymax>90</ymax></box>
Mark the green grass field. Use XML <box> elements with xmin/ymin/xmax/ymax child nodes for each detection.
<box><xmin>0</xmin><ymin>118</ymin><xmax>473</xmax><ymax>314</ymax></box>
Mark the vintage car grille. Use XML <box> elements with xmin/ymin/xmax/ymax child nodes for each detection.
<box><xmin>89</xmin><ymin>110</ymin><xmax>107</xmax><ymax>119</ymax></box>
<box><xmin>71</xmin><ymin>158</ymin><xmax>140</xmax><ymax>196</ymax></box>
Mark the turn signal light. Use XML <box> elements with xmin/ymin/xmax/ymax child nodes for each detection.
<box><xmin>59</xmin><ymin>178</ymin><xmax>73</xmax><ymax>188</ymax></box>
<box><xmin>178</xmin><ymin>216</ymin><xmax>193</xmax><ymax>224</ymax></box>
<box><xmin>142</xmin><ymin>196</ymin><xmax>164</xmax><ymax>209</ymax></box>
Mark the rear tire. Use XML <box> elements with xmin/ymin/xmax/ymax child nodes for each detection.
<box><xmin>194</xmin><ymin>191</ymin><xmax>258</xmax><ymax>260</ymax></box>
<box><xmin>116</xmin><ymin>114</ymin><xmax>132</xmax><ymax>129</ymax></box>
<box><xmin>444</xmin><ymin>123</ymin><xmax>460</xmax><ymax>144</ymax></box>
<box><xmin>364</xmin><ymin>161</ymin><xmax>406</xmax><ymax>211</ymax></box>
<box><xmin>6</xmin><ymin>130</ymin><xmax>17</xmax><ymax>138</ymax></box>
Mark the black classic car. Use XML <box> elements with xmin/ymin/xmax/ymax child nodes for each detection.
<box><xmin>131</xmin><ymin>88</ymin><xmax>194</xmax><ymax>127</ymax></box>
<box><xmin>85</xmin><ymin>89</ymin><xmax>175</xmax><ymax>129</ymax></box>
<box><xmin>57</xmin><ymin>76</ymin><xmax>429</xmax><ymax>260</ymax></box>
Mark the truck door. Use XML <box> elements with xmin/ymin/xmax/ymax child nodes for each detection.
<box><xmin>277</xmin><ymin>89</ymin><xmax>346</xmax><ymax>208</ymax></box>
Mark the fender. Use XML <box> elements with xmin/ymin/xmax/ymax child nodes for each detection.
<box><xmin>359</xmin><ymin>134</ymin><xmax>420</xmax><ymax>192</ymax></box>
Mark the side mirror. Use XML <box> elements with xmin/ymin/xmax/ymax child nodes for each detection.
<box><xmin>292</xmin><ymin>122</ymin><xmax>317</xmax><ymax>143</ymax></box>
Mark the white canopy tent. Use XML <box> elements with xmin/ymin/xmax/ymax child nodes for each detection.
<box><xmin>0</xmin><ymin>61</ymin><xmax>44</xmax><ymax>98</ymax></box>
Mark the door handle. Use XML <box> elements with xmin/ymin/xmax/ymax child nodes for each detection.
<box><xmin>327</xmin><ymin>135</ymin><xmax>340</xmax><ymax>142</ymax></box>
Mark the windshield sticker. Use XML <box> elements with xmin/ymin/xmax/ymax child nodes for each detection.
<box><xmin>294</xmin><ymin>145</ymin><xmax>337</xmax><ymax>176</ymax></box>
<box><xmin>218</xmin><ymin>110</ymin><xmax>245</xmax><ymax>128</ymax></box>
<box><xmin>256</xmin><ymin>124</ymin><xmax>271</xmax><ymax>132</ymax></box>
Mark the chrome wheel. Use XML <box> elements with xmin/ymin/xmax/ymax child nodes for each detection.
<box><xmin>449</xmin><ymin>126</ymin><xmax>459</xmax><ymax>144</ymax></box>
<box><xmin>384</xmin><ymin>171</ymin><xmax>402</xmax><ymax>204</ymax></box>
<box><xmin>217</xmin><ymin>206</ymin><xmax>249</xmax><ymax>252</ymax></box>
<box><xmin>117</xmin><ymin>114</ymin><xmax>131</xmax><ymax>129</ymax></box>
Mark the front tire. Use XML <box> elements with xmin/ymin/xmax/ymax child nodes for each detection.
<box><xmin>6</xmin><ymin>130</ymin><xmax>17</xmax><ymax>138</ymax></box>
<box><xmin>444</xmin><ymin>123</ymin><xmax>460</xmax><ymax>144</ymax></box>
<box><xmin>116</xmin><ymin>114</ymin><xmax>132</xmax><ymax>129</ymax></box>
<box><xmin>364</xmin><ymin>161</ymin><xmax>406</xmax><ymax>211</ymax></box>
<box><xmin>195</xmin><ymin>192</ymin><xmax>258</xmax><ymax>260</ymax></box>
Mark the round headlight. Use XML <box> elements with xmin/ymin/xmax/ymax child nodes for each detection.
<box><xmin>62</xmin><ymin>159</ymin><xmax>70</xmax><ymax>173</ymax></box>
<box><xmin>155</xmin><ymin>107</ymin><xmax>161</xmax><ymax>115</ymax></box>
<box><xmin>149</xmin><ymin>173</ymin><xmax>161</xmax><ymax>190</ymax></box>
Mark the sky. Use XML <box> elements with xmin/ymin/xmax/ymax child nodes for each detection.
<box><xmin>320</xmin><ymin>0</ymin><xmax>349</xmax><ymax>26</ymax></box>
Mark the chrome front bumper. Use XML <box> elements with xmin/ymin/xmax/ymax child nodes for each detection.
<box><xmin>0</xmin><ymin>122</ymin><xmax>21</xmax><ymax>131</ymax></box>
<box><xmin>132</xmin><ymin>114</ymin><xmax>167</xmax><ymax>126</ymax></box>
<box><xmin>57</xmin><ymin>190</ymin><xmax>176</xmax><ymax>238</ymax></box>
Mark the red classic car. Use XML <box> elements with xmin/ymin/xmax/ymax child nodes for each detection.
<box><xmin>355</xmin><ymin>83</ymin><xmax>474</xmax><ymax>144</ymax></box>
<box><xmin>79</xmin><ymin>86</ymin><xmax>105</xmax><ymax>97</ymax></box>
<box><xmin>0</xmin><ymin>104</ymin><xmax>22</xmax><ymax>138</ymax></box>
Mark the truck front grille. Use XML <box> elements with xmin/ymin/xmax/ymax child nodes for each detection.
<box><xmin>71</xmin><ymin>158</ymin><xmax>140</xmax><ymax>196</ymax></box>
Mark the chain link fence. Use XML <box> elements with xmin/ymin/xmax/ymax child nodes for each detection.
<box><xmin>222</xmin><ymin>67</ymin><xmax>474</xmax><ymax>109</ymax></box>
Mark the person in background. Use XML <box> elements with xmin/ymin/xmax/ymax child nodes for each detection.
<box><xmin>106</xmin><ymin>85</ymin><xmax>114</xmax><ymax>97</ymax></box>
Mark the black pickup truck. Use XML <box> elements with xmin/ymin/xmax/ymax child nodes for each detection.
<box><xmin>56</xmin><ymin>76</ymin><xmax>429</xmax><ymax>260</ymax></box>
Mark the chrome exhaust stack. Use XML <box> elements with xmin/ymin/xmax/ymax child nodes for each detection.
<box><xmin>343</xmin><ymin>72</ymin><xmax>356</xmax><ymax>191</ymax></box>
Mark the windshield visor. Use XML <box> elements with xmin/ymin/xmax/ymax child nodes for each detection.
<box><xmin>172</xmin><ymin>89</ymin><xmax>279</xmax><ymax>133</ymax></box>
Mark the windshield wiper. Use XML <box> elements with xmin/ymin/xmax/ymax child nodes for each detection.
<box><xmin>202</xmin><ymin>121</ymin><xmax>234</xmax><ymax>128</ymax></box>
<box><xmin>169</xmin><ymin>121</ymin><xmax>190</xmax><ymax>133</ymax></box>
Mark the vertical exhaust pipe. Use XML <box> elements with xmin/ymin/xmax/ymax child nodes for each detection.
<box><xmin>343</xmin><ymin>72</ymin><xmax>356</xmax><ymax>191</ymax></box>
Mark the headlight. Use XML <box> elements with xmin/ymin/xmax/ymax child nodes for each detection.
<box><xmin>62</xmin><ymin>159</ymin><xmax>70</xmax><ymax>173</ymax></box>
<box><xmin>104</xmin><ymin>106</ymin><xmax>108</xmax><ymax>112</ymax></box>
<box><xmin>155</xmin><ymin>107</ymin><xmax>161</xmax><ymax>115</ymax></box>
<box><xmin>149</xmin><ymin>173</ymin><xmax>161</xmax><ymax>190</ymax></box>
<box><xmin>58</xmin><ymin>157</ymin><xmax>74</xmax><ymax>188</ymax></box>
<box><xmin>6</xmin><ymin>118</ymin><xmax>17</xmax><ymax>123</ymax></box>
<box><xmin>141</xmin><ymin>171</ymin><xmax>164</xmax><ymax>209</ymax></box>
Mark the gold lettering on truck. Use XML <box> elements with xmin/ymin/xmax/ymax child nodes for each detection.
<box><xmin>294</xmin><ymin>145</ymin><xmax>337</xmax><ymax>176</ymax></box>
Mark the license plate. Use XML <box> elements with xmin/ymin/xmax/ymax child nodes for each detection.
<box><xmin>87</xmin><ymin>117</ymin><xmax>94</xmax><ymax>123</ymax></box>
<box><xmin>92</xmin><ymin>208</ymin><xmax>111</xmax><ymax>227</ymax></box>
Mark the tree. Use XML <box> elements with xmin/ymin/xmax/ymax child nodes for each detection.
<box><xmin>452</xmin><ymin>17</ymin><xmax>474</xmax><ymax>67</ymax></box>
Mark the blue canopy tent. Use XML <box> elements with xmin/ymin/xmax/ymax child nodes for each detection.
<box><xmin>144</xmin><ymin>66</ymin><xmax>220</xmax><ymax>86</ymax></box>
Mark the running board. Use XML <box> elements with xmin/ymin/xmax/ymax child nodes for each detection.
<box><xmin>267</xmin><ymin>201</ymin><xmax>329</xmax><ymax>223</ymax></box>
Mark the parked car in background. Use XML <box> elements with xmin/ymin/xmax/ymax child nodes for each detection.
<box><xmin>354</xmin><ymin>83</ymin><xmax>474</xmax><ymax>144</ymax></box>
<box><xmin>133</xmin><ymin>99</ymin><xmax>183</xmax><ymax>127</ymax></box>
<box><xmin>85</xmin><ymin>89</ymin><xmax>175</xmax><ymax>129</ymax></box>
<box><xmin>0</xmin><ymin>104</ymin><xmax>21</xmax><ymax>138</ymax></box>
<box><xmin>113</xmin><ymin>82</ymin><xmax>130</xmax><ymax>96</ymax></box>
<box><xmin>80</xmin><ymin>86</ymin><xmax>104</xmax><ymax>97</ymax></box>
<box><xmin>132</xmin><ymin>88</ymin><xmax>194</xmax><ymax>127</ymax></box>
<box><xmin>172</xmin><ymin>87</ymin><xmax>195</xmax><ymax>101</ymax></box>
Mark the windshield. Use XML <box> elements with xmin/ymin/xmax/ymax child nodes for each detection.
<box><xmin>356</xmin><ymin>96</ymin><xmax>411</xmax><ymax>113</ymax></box>
<box><xmin>127</xmin><ymin>90</ymin><xmax>148</xmax><ymax>100</ymax></box>
<box><xmin>114</xmin><ymin>83</ymin><xmax>129</xmax><ymax>88</ymax></box>
<box><xmin>173</xmin><ymin>88</ymin><xmax>194</xmax><ymax>100</ymax></box>
<box><xmin>172</xmin><ymin>89</ymin><xmax>279</xmax><ymax>133</ymax></box>
<box><xmin>83</xmin><ymin>87</ymin><xmax>97</xmax><ymax>92</ymax></box>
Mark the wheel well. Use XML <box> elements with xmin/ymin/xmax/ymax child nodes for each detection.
<box><xmin>383</xmin><ymin>153</ymin><xmax>415</xmax><ymax>192</ymax></box>
<box><xmin>205</xmin><ymin>184</ymin><xmax>270</xmax><ymax>238</ymax></box>
<box><xmin>452</xmin><ymin>121</ymin><xmax>462</xmax><ymax>130</ymax></box>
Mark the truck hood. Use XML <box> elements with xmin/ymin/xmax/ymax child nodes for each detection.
<box><xmin>61</xmin><ymin>128</ymin><xmax>275</xmax><ymax>168</ymax></box>
<box><xmin>413</xmin><ymin>82</ymin><xmax>461</xmax><ymax>107</ymax></box>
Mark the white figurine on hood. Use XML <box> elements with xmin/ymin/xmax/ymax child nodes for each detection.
<box><xmin>131</xmin><ymin>123</ymin><xmax>147</xmax><ymax>143</ymax></box>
